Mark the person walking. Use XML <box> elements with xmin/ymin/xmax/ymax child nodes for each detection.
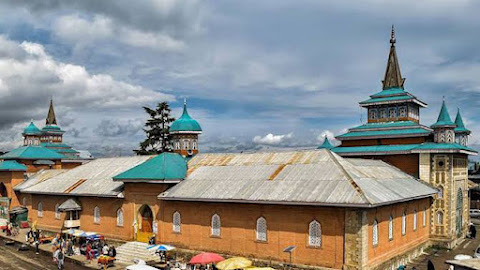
<box><xmin>56</xmin><ymin>248</ymin><xmax>65</xmax><ymax>270</ymax></box>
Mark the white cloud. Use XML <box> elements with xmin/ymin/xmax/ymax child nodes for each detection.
<box><xmin>253</xmin><ymin>132</ymin><xmax>293</xmax><ymax>145</ymax></box>
<box><xmin>54</xmin><ymin>14</ymin><xmax>186</xmax><ymax>52</ymax></box>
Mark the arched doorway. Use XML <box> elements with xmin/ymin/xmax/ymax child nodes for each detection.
<box><xmin>136</xmin><ymin>205</ymin><xmax>154</xmax><ymax>242</ymax></box>
<box><xmin>456</xmin><ymin>188</ymin><xmax>463</xmax><ymax>236</ymax></box>
<box><xmin>0</xmin><ymin>183</ymin><xmax>7</xmax><ymax>197</ymax></box>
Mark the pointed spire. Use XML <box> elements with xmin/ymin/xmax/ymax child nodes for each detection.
<box><xmin>454</xmin><ymin>108</ymin><xmax>471</xmax><ymax>133</ymax></box>
<box><xmin>317</xmin><ymin>135</ymin><xmax>334</xmax><ymax>150</ymax></box>
<box><xmin>181</xmin><ymin>98</ymin><xmax>191</xmax><ymax>119</ymax></box>
<box><xmin>431</xmin><ymin>99</ymin><xmax>455</xmax><ymax>127</ymax></box>
<box><xmin>46</xmin><ymin>98</ymin><xmax>57</xmax><ymax>125</ymax></box>
<box><xmin>382</xmin><ymin>25</ymin><xmax>405</xmax><ymax>90</ymax></box>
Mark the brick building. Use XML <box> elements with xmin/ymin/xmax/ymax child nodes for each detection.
<box><xmin>0</xmin><ymin>28</ymin><xmax>475</xmax><ymax>270</ymax></box>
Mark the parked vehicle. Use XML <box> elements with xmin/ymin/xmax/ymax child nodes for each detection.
<box><xmin>470</xmin><ymin>209</ymin><xmax>480</xmax><ymax>218</ymax></box>
<box><xmin>474</xmin><ymin>245</ymin><xmax>480</xmax><ymax>258</ymax></box>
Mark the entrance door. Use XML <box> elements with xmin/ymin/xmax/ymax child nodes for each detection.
<box><xmin>136</xmin><ymin>205</ymin><xmax>154</xmax><ymax>242</ymax></box>
<box><xmin>0</xmin><ymin>183</ymin><xmax>9</xmax><ymax>219</ymax></box>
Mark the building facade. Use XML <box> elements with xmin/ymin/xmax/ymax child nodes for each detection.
<box><xmin>0</xmin><ymin>29</ymin><xmax>475</xmax><ymax>270</ymax></box>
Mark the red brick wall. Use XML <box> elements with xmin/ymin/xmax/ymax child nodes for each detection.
<box><xmin>160</xmin><ymin>201</ymin><xmax>345</xmax><ymax>269</ymax></box>
<box><xmin>367</xmin><ymin>199</ymin><xmax>431</xmax><ymax>267</ymax></box>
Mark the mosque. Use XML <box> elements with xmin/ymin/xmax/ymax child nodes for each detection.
<box><xmin>0</xmin><ymin>29</ymin><xmax>475</xmax><ymax>270</ymax></box>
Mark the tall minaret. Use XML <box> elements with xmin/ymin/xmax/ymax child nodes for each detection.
<box><xmin>41</xmin><ymin>99</ymin><xmax>65</xmax><ymax>143</ymax></box>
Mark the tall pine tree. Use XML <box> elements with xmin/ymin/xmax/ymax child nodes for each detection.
<box><xmin>135</xmin><ymin>102</ymin><xmax>175</xmax><ymax>155</ymax></box>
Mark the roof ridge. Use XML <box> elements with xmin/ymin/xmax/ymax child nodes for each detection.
<box><xmin>326</xmin><ymin>150</ymin><xmax>370</xmax><ymax>204</ymax></box>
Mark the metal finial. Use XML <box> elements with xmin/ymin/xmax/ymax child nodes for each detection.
<box><xmin>390</xmin><ymin>25</ymin><xmax>396</xmax><ymax>44</ymax></box>
<box><xmin>184</xmin><ymin>98</ymin><xmax>187</xmax><ymax>106</ymax></box>
<box><xmin>442</xmin><ymin>95</ymin><xmax>445</xmax><ymax>102</ymax></box>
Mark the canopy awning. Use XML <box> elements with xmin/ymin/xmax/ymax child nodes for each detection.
<box><xmin>9</xmin><ymin>206</ymin><xmax>28</xmax><ymax>214</ymax></box>
<box><xmin>58</xmin><ymin>198</ymin><xmax>81</xmax><ymax>212</ymax></box>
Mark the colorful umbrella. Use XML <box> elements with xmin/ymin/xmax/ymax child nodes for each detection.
<box><xmin>189</xmin><ymin>252</ymin><xmax>225</xmax><ymax>265</ymax></box>
<box><xmin>216</xmin><ymin>257</ymin><xmax>252</xmax><ymax>270</ymax></box>
<box><xmin>147</xmin><ymin>244</ymin><xmax>176</xmax><ymax>251</ymax></box>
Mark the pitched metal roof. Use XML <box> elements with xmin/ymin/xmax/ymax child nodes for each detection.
<box><xmin>454</xmin><ymin>109</ymin><xmax>470</xmax><ymax>134</ymax></box>
<box><xmin>21</xmin><ymin>156</ymin><xmax>151</xmax><ymax>197</ymax></box>
<box><xmin>14</xmin><ymin>169</ymin><xmax>67</xmax><ymax>191</ymax></box>
<box><xmin>0</xmin><ymin>146</ymin><xmax>65</xmax><ymax>160</ymax></box>
<box><xmin>160</xmin><ymin>150</ymin><xmax>437</xmax><ymax>207</ymax></box>
<box><xmin>113</xmin><ymin>152</ymin><xmax>186</xmax><ymax>182</ymax></box>
<box><xmin>58</xmin><ymin>198</ymin><xmax>81</xmax><ymax>211</ymax></box>
<box><xmin>337</xmin><ymin>128</ymin><xmax>430</xmax><ymax>139</ymax></box>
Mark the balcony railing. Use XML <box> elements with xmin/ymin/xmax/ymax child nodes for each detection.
<box><xmin>64</xmin><ymin>219</ymin><xmax>80</xmax><ymax>228</ymax></box>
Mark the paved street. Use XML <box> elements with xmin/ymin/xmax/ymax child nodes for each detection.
<box><xmin>0</xmin><ymin>238</ymin><xmax>89</xmax><ymax>270</ymax></box>
<box><xmin>409</xmin><ymin>223</ymin><xmax>480</xmax><ymax>270</ymax></box>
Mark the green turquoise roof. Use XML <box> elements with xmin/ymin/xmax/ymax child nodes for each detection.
<box><xmin>0</xmin><ymin>160</ymin><xmax>27</xmax><ymax>171</ymax></box>
<box><xmin>0</xmin><ymin>146</ymin><xmax>64</xmax><ymax>160</ymax></box>
<box><xmin>113</xmin><ymin>152</ymin><xmax>187</xmax><ymax>181</ymax></box>
<box><xmin>351</xmin><ymin>121</ymin><xmax>419</xmax><ymax>130</ymax></box>
<box><xmin>337</xmin><ymin>128</ymin><xmax>430</xmax><ymax>139</ymax></box>
<box><xmin>170</xmin><ymin>102</ymin><xmax>202</xmax><ymax>132</ymax></box>
<box><xmin>42</xmin><ymin>125</ymin><xmax>64</xmax><ymax>133</ymax></box>
<box><xmin>40</xmin><ymin>143</ymin><xmax>72</xmax><ymax>148</ymax></box>
<box><xmin>317</xmin><ymin>137</ymin><xmax>334</xmax><ymax>149</ymax></box>
<box><xmin>360</xmin><ymin>95</ymin><xmax>413</xmax><ymax>105</ymax></box>
<box><xmin>454</xmin><ymin>109</ymin><xmax>470</xmax><ymax>133</ymax></box>
<box><xmin>333</xmin><ymin>142</ymin><xmax>476</xmax><ymax>155</ymax></box>
<box><xmin>431</xmin><ymin>100</ymin><xmax>455</xmax><ymax>127</ymax></box>
<box><xmin>23</xmin><ymin>122</ymin><xmax>42</xmax><ymax>135</ymax></box>
<box><xmin>370</xmin><ymin>87</ymin><xmax>408</xmax><ymax>98</ymax></box>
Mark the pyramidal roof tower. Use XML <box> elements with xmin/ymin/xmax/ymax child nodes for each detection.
<box><xmin>382</xmin><ymin>25</ymin><xmax>405</xmax><ymax>90</ymax></box>
<box><xmin>46</xmin><ymin>98</ymin><xmax>57</xmax><ymax>126</ymax></box>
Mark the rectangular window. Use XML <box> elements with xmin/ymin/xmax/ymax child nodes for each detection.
<box><xmin>379</xmin><ymin>108</ymin><xmax>387</xmax><ymax>119</ymax></box>
<box><xmin>389</xmin><ymin>108</ymin><xmax>397</xmax><ymax>118</ymax></box>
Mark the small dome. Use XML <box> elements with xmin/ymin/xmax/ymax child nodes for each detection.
<box><xmin>23</xmin><ymin>121</ymin><xmax>41</xmax><ymax>135</ymax></box>
<box><xmin>170</xmin><ymin>101</ymin><xmax>202</xmax><ymax>133</ymax></box>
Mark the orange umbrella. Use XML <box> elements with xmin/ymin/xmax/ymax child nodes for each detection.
<box><xmin>190</xmin><ymin>252</ymin><xmax>225</xmax><ymax>265</ymax></box>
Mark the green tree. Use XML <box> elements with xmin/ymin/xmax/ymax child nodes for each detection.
<box><xmin>135</xmin><ymin>102</ymin><xmax>175</xmax><ymax>155</ymax></box>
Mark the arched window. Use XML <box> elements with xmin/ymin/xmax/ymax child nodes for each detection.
<box><xmin>55</xmin><ymin>203</ymin><xmax>60</xmax><ymax>219</ymax></box>
<box><xmin>256</xmin><ymin>217</ymin><xmax>267</xmax><ymax>241</ymax></box>
<box><xmin>308</xmin><ymin>220</ymin><xmax>321</xmax><ymax>247</ymax></box>
<box><xmin>173</xmin><ymin>211</ymin><xmax>181</xmax><ymax>233</ymax></box>
<box><xmin>413</xmin><ymin>210</ymin><xmax>417</xmax><ymax>231</ymax></box>
<box><xmin>211</xmin><ymin>214</ymin><xmax>221</xmax><ymax>237</ymax></box>
<box><xmin>117</xmin><ymin>208</ymin><xmax>124</xmax><ymax>227</ymax></box>
<box><xmin>94</xmin><ymin>206</ymin><xmax>100</xmax><ymax>224</ymax></box>
<box><xmin>437</xmin><ymin>211</ymin><xmax>444</xmax><ymax>225</ymax></box>
<box><xmin>388</xmin><ymin>215</ymin><xmax>393</xmax><ymax>240</ymax></box>
<box><xmin>372</xmin><ymin>219</ymin><xmax>379</xmax><ymax>246</ymax></box>
<box><xmin>401</xmin><ymin>212</ymin><xmax>406</xmax><ymax>235</ymax></box>
<box><xmin>37</xmin><ymin>202</ymin><xmax>43</xmax><ymax>217</ymax></box>
<box><xmin>22</xmin><ymin>197</ymin><xmax>27</xmax><ymax>207</ymax></box>
<box><xmin>423</xmin><ymin>208</ymin><xmax>427</xmax><ymax>227</ymax></box>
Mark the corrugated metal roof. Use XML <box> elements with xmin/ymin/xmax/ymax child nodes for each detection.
<box><xmin>160</xmin><ymin>149</ymin><xmax>437</xmax><ymax>207</ymax></box>
<box><xmin>21</xmin><ymin>156</ymin><xmax>151</xmax><ymax>197</ymax></box>
<box><xmin>14</xmin><ymin>169</ymin><xmax>67</xmax><ymax>191</ymax></box>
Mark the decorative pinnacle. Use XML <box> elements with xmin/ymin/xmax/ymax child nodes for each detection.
<box><xmin>184</xmin><ymin>98</ymin><xmax>187</xmax><ymax>106</ymax></box>
<box><xmin>390</xmin><ymin>25</ymin><xmax>396</xmax><ymax>44</ymax></box>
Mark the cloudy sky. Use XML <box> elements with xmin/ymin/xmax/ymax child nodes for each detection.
<box><xmin>0</xmin><ymin>1</ymin><xmax>479</xmax><ymax>157</ymax></box>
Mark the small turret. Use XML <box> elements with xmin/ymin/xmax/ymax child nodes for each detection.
<box><xmin>169</xmin><ymin>99</ymin><xmax>202</xmax><ymax>157</ymax></box>
<box><xmin>454</xmin><ymin>109</ymin><xmax>470</xmax><ymax>146</ymax></box>
<box><xmin>317</xmin><ymin>135</ymin><xmax>334</xmax><ymax>150</ymax></box>
<box><xmin>431</xmin><ymin>99</ymin><xmax>456</xmax><ymax>143</ymax></box>
<box><xmin>23</xmin><ymin>121</ymin><xmax>41</xmax><ymax>146</ymax></box>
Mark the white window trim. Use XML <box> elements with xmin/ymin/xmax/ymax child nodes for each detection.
<box><xmin>255</xmin><ymin>217</ymin><xmax>267</xmax><ymax>242</ymax></box>
<box><xmin>423</xmin><ymin>208</ymin><xmax>427</xmax><ymax>227</ymax></box>
<box><xmin>173</xmin><ymin>211</ymin><xmax>181</xmax><ymax>233</ymax></box>
<box><xmin>55</xmin><ymin>203</ymin><xmax>60</xmax><ymax>220</ymax></box>
<box><xmin>211</xmin><ymin>214</ymin><xmax>221</xmax><ymax>237</ymax></box>
<box><xmin>373</xmin><ymin>219</ymin><xmax>379</xmax><ymax>246</ymax></box>
<box><xmin>413</xmin><ymin>210</ymin><xmax>417</xmax><ymax>231</ymax></box>
<box><xmin>401</xmin><ymin>212</ymin><xmax>406</xmax><ymax>235</ymax></box>
<box><xmin>388</xmin><ymin>215</ymin><xmax>393</xmax><ymax>240</ymax></box>
<box><xmin>308</xmin><ymin>220</ymin><xmax>321</xmax><ymax>247</ymax></box>
<box><xmin>37</xmin><ymin>202</ymin><xmax>43</xmax><ymax>218</ymax></box>
<box><xmin>94</xmin><ymin>206</ymin><xmax>100</xmax><ymax>224</ymax></box>
<box><xmin>117</xmin><ymin>208</ymin><xmax>124</xmax><ymax>227</ymax></box>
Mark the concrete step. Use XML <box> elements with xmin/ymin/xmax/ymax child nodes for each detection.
<box><xmin>115</xmin><ymin>241</ymin><xmax>160</xmax><ymax>264</ymax></box>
